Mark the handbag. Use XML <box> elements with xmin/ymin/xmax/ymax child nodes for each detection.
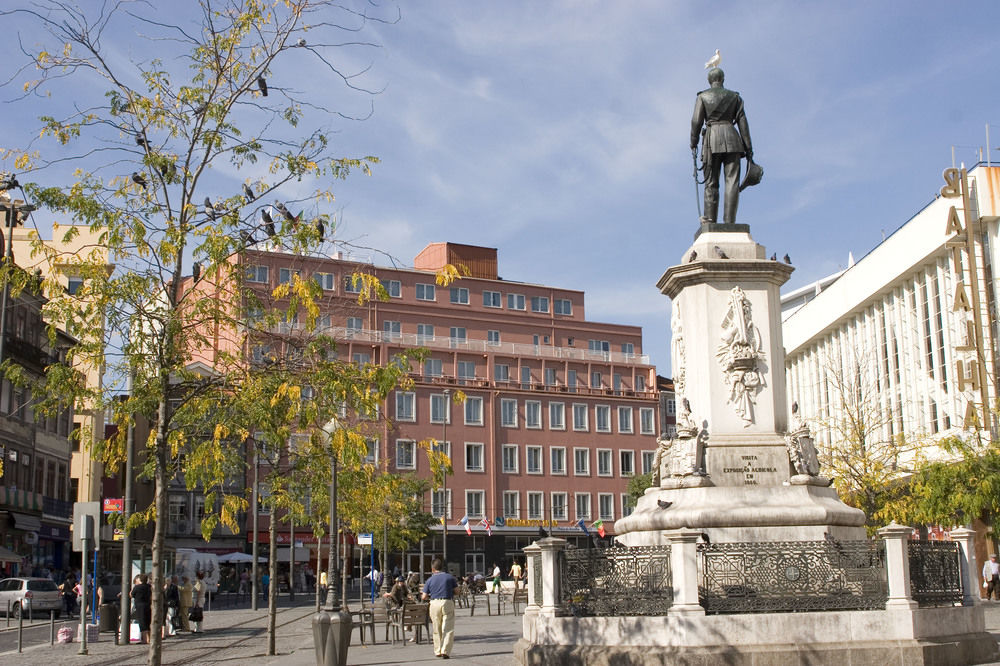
<box><xmin>984</xmin><ymin>580</ymin><xmax>989</xmax><ymax>589</ymax></box>
<box><xmin>188</xmin><ymin>606</ymin><xmax>203</xmax><ymax>622</ymax></box>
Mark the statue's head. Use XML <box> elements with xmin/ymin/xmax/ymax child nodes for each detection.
<box><xmin>707</xmin><ymin>67</ymin><xmax>725</xmax><ymax>86</ymax></box>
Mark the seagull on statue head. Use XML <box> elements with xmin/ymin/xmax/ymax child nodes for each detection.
<box><xmin>704</xmin><ymin>49</ymin><xmax>721</xmax><ymax>69</ymax></box>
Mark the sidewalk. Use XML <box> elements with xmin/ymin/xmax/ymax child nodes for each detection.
<box><xmin>3</xmin><ymin>593</ymin><xmax>521</xmax><ymax>665</ymax></box>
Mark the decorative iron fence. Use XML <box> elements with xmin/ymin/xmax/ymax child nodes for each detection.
<box><xmin>908</xmin><ymin>540</ymin><xmax>963</xmax><ymax>607</ymax></box>
<box><xmin>558</xmin><ymin>545</ymin><xmax>673</xmax><ymax>616</ymax></box>
<box><xmin>698</xmin><ymin>540</ymin><xmax>888</xmax><ymax>613</ymax></box>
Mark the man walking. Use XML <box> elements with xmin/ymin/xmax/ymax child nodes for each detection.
<box><xmin>422</xmin><ymin>558</ymin><xmax>457</xmax><ymax>659</ymax></box>
<box><xmin>983</xmin><ymin>553</ymin><xmax>1000</xmax><ymax>600</ymax></box>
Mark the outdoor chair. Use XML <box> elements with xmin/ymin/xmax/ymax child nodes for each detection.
<box><xmin>512</xmin><ymin>588</ymin><xmax>528</xmax><ymax>615</ymax></box>
<box><xmin>454</xmin><ymin>583</ymin><xmax>470</xmax><ymax>609</ymax></box>
<box><xmin>392</xmin><ymin>602</ymin><xmax>428</xmax><ymax>644</ymax></box>
<box><xmin>470</xmin><ymin>589</ymin><xmax>491</xmax><ymax>616</ymax></box>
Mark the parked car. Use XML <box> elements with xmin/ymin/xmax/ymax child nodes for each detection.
<box><xmin>0</xmin><ymin>577</ymin><xmax>62</xmax><ymax>619</ymax></box>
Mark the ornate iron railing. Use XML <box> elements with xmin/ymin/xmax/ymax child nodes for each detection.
<box><xmin>699</xmin><ymin>540</ymin><xmax>887</xmax><ymax>613</ymax></box>
<box><xmin>557</xmin><ymin>545</ymin><xmax>672</xmax><ymax>616</ymax></box>
<box><xmin>908</xmin><ymin>540</ymin><xmax>963</xmax><ymax>607</ymax></box>
<box><xmin>530</xmin><ymin>552</ymin><xmax>542</xmax><ymax>605</ymax></box>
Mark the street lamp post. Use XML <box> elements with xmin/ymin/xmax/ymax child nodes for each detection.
<box><xmin>0</xmin><ymin>188</ymin><xmax>37</xmax><ymax>367</ymax></box>
<box><xmin>441</xmin><ymin>388</ymin><xmax>450</xmax><ymax>566</ymax></box>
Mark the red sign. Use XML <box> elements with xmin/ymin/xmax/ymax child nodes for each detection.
<box><xmin>103</xmin><ymin>498</ymin><xmax>124</xmax><ymax>513</ymax></box>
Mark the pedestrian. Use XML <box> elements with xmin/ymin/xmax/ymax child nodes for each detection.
<box><xmin>984</xmin><ymin>554</ymin><xmax>1000</xmax><ymax>600</ymax></box>
<box><xmin>190</xmin><ymin>571</ymin><xmax>206</xmax><ymax>633</ymax></box>
<box><xmin>421</xmin><ymin>558</ymin><xmax>457</xmax><ymax>659</ymax></box>
<box><xmin>508</xmin><ymin>560</ymin><xmax>523</xmax><ymax>589</ymax></box>
<box><xmin>383</xmin><ymin>576</ymin><xmax>409</xmax><ymax>609</ymax></box>
<box><xmin>131</xmin><ymin>573</ymin><xmax>152</xmax><ymax>644</ymax></box>
<box><xmin>179</xmin><ymin>575</ymin><xmax>193</xmax><ymax>632</ymax></box>
<box><xmin>490</xmin><ymin>563</ymin><xmax>501</xmax><ymax>594</ymax></box>
<box><xmin>319</xmin><ymin>569</ymin><xmax>328</xmax><ymax>596</ymax></box>
<box><xmin>163</xmin><ymin>575</ymin><xmax>180</xmax><ymax>637</ymax></box>
<box><xmin>262</xmin><ymin>571</ymin><xmax>270</xmax><ymax>599</ymax></box>
<box><xmin>59</xmin><ymin>575</ymin><xmax>77</xmax><ymax>618</ymax></box>
<box><xmin>239</xmin><ymin>569</ymin><xmax>249</xmax><ymax>596</ymax></box>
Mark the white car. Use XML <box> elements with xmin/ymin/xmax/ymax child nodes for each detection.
<box><xmin>0</xmin><ymin>577</ymin><xmax>62</xmax><ymax>619</ymax></box>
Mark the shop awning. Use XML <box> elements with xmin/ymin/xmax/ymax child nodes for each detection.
<box><xmin>10</xmin><ymin>512</ymin><xmax>41</xmax><ymax>532</ymax></box>
<box><xmin>0</xmin><ymin>546</ymin><xmax>22</xmax><ymax>563</ymax></box>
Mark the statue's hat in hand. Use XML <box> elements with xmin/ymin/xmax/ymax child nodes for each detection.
<box><xmin>739</xmin><ymin>160</ymin><xmax>763</xmax><ymax>191</ymax></box>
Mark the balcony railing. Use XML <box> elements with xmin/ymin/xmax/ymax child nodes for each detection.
<box><xmin>269</xmin><ymin>325</ymin><xmax>651</xmax><ymax>366</ymax></box>
<box><xmin>42</xmin><ymin>496</ymin><xmax>73</xmax><ymax>519</ymax></box>
<box><xmin>0</xmin><ymin>485</ymin><xmax>43</xmax><ymax>512</ymax></box>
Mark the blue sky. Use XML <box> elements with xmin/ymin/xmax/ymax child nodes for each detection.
<box><xmin>4</xmin><ymin>1</ymin><xmax>1000</xmax><ymax>375</ymax></box>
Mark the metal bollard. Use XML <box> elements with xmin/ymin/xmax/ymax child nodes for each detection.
<box><xmin>5</xmin><ymin>600</ymin><xmax>9</xmax><ymax>628</ymax></box>
<box><xmin>17</xmin><ymin>606</ymin><xmax>23</xmax><ymax>653</ymax></box>
<box><xmin>50</xmin><ymin>610</ymin><xmax>55</xmax><ymax>645</ymax></box>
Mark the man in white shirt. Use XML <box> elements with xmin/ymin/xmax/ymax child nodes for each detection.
<box><xmin>983</xmin><ymin>554</ymin><xmax>999</xmax><ymax>600</ymax></box>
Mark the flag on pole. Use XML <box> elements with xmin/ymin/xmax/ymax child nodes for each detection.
<box><xmin>576</xmin><ymin>519</ymin><xmax>591</xmax><ymax>536</ymax></box>
<box><xmin>479</xmin><ymin>517</ymin><xmax>493</xmax><ymax>536</ymax></box>
<box><xmin>592</xmin><ymin>519</ymin><xmax>606</xmax><ymax>538</ymax></box>
<box><xmin>458</xmin><ymin>515</ymin><xmax>471</xmax><ymax>535</ymax></box>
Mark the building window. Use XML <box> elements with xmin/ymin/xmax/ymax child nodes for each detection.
<box><xmin>346</xmin><ymin>316</ymin><xmax>363</xmax><ymax>332</ymax></box>
<box><xmin>430</xmin><ymin>393</ymin><xmax>451</xmax><ymax>424</ymax></box>
<box><xmin>640</xmin><ymin>408</ymin><xmax>655</xmax><ymax>435</ymax></box>
<box><xmin>168</xmin><ymin>495</ymin><xmax>187</xmax><ymax>524</ymax></box>
<box><xmin>344</xmin><ymin>275</ymin><xmax>362</xmax><ymax>293</ymax></box>
<box><xmin>464</xmin><ymin>397</ymin><xmax>483</xmax><ymax>425</ymax></box>
<box><xmin>596</xmin><ymin>405</ymin><xmax>611</xmax><ymax>432</ymax></box>
<box><xmin>552</xmin><ymin>492</ymin><xmax>568</xmax><ymax>520</ymax></box>
<box><xmin>495</xmin><ymin>363</ymin><xmax>509</xmax><ymax>382</ymax></box>
<box><xmin>620</xmin><ymin>450</ymin><xmax>635</xmax><ymax>477</ymax></box>
<box><xmin>667</xmin><ymin>399</ymin><xmax>676</xmax><ymax>416</ymax></box>
<box><xmin>636</xmin><ymin>375</ymin><xmax>646</xmax><ymax>392</ymax></box>
<box><xmin>352</xmin><ymin>352</ymin><xmax>370</xmax><ymax>365</ymax></box>
<box><xmin>396</xmin><ymin>440</ymin><xmax>416</xmax><ymax>470</ymax></box>
<box><xmin>465</xmin><ymin>443</ymin><xmax>484</xmax><ymax>472</ymax></box>
<box><xmin>618</xmin><ymin>407</ymin><xmax>633</xmax><ymax>433</ymax></box>
<box><xmin>466</xmin><ymin>490</ymin><xmax>484</xmax><ymax>519</ymax></box>
<box><xmin>622</xmin><ymin>494</ymin><xmax>635</xmax><ymax>518</ymax></box>
<box><xmin>589</xmin><ymin>339</ymin><xmax>610</xmax><ymax>357</ymax></box>
<box><xmin>67</xmin><ymin>276</ymin><xmax>84</xmax><ymax>294</ymax></box>
<box><xmin>449</xmin><ymin>287</ymin><xmax>469</xmax><ymax>304</ymax></box>
<box><xmin>246</xmin><ymin>265</ymin><xmax>269</xmax><ymax>283</ymax></box>
<box><xmin>507</xmin><ymin>293</ymin><xmax>526</xmax><ymax>310</ymax></box>
<box><xmin>432</xmin><ymin>489</ymin><xmax>452</xmax><ymax>519</ymax></box>
<box><xmin>642</xmin><ymin>450</ymin><xmax>655</xmax><ymax>475</ymax></box>
<box><xmin>574</xmin><ymin>448</ymin><xmax>590</xmax><ymax>476</ymax></box>
<box><xmin>424</xmin><ymin>358</ymin><xmax>443</xmax><ymax>377</ymax></box>
<box><xmin>502</xmin><ymin>444</ymin><xmax>519</xmax><ymax>473</ymax></box>
<box><xmin>530</xmin><ymin>296</ymin><xmax>549</xmax><ymax>313</ymax></box>
<box><xmin>457</xmin><ymin>360</ymin><xmax>476</xmax><ymax>383</ymax></box>
<box><xmin>501</xmin><ymin>399</ymin><xmax>518</xmax><ymax>427</ymax></box>
<box><xmin>364</xmin><ymin>438</ymin><xmax>378</xmax><ymax>465</ymax></box>
<box><xmin>549</xmin><ymin>402</ymin><xmax>565</xmax><ymax>430</ymax></box>
<box><xmin>573</xmin><ymin>404</ymin><xmax>588</xmax><ymax>431</ymax></box>
<box><xmin>525</xmin><ymin>400</ymin><xmax>542</xmax><ymax>429</ymax></box>
<box><xmin>520</xmin><ymin>366</ymin><xmax>532</xmax><ymax>388</ymax></box>
<box><xmin>487</xmin><ymin>330</ymin><xmax>500</xmax><ymax>346</ymax></box>
<box><xmin>383</xmin><ymin>320</ymin><xmax>401</xmax><ymax>340</ymax></box>
<box><xmin>554</xmin><ymin>298</ymin><xmax>572</xmax><ymax>315</ymax></box>
<box><xmin>483</xmin><ymin>291</ymin><xmax>502</xmax><ymax>308</ymax></box>
<box><xmin>416</xmin><ymin>283</ymin><xmax>436</xmax><ymax>301</ymax></box>
<box><xmin>527</xmin><ymin>492</ymin><xmax>544</xmax><ymax>520</ymax></box>
<box><xmin>597</xmin><ymin>449</ymin><xmax>612</xmax><ymax>477</ymax></box>
<box><xmin>503</xmin><ymin>491</ymin><xmax>520</xmax><ymax>519</ymax></box>
<box><xmin>380</xmin><ymin>279</ymin><xmax>401</xmax><ymax>298</ymax></box>
<box><xmin>417</xmin><ymin>323</ymin><xmax>434</xmax><ymax>341</ymax></box>
<box><xmin>544</xmin><ymin>368</ymin><xmax>556</xmax><ymax>386</ymax></box>
<box><xmin>449</xmin><ymin>327</ymin><xmax>467</xmax><ymax>347</ymax></box>
<box><xmin>395</xmin><ymin>392</ymin><xmax>415</xmax><ymax>422</ymax></box>
<box><xmin>279</xmin><ymin>267</ymin><xmax>300</xmax><ymax>284</ymax></box>
<box><xmin>315</xmin><ymin>272</ymin><xmax>335</xmax><ymax>290</ymax></box>
<box><xmin>567</xmin><ymin>369</ymin><xmax>578</xmax><ymax>392</ymax></box>
<box><xmin>599</xmin><ymin>493</ymin><xmax>614</xmax><ymax>521</ymax></box>
<box><xmin>575</xmin><ymin>493</ymin><xmax>591</xmax><ymax>521</ymax></box>
<box><xmin>551</xmin><ymin>447</ymin><xmax>566</xmax><ymax>475</ymax></box>
<box><xmin>591</xmin><ymin>371</ymin><xmax>602</xmax><ymax>389</ymax></box>
<box><xmin>526</xmin><ymin>446</ymin><xmax>543</xmax><ymax>474</ymax></box>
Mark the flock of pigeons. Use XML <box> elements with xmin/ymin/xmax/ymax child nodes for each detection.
<box><xmin>686</xmin><ymin>248</ymin><xmax>791</xmax><ymax>265</ymax></box>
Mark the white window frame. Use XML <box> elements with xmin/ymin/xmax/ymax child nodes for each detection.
<box><xmin>549</xmin><ymin>402</ymin><xmax>565</xmax><ymax>430</ymax></box>
<box><xmin>596</xmin><ymin>405</ymin><xmax>611</xmax><ymax>432</ymax></box>
<box><xmin>395</xmin><ymin>391</ymin><xmax>416</xmax><ymax>422</ymax></box>
<box><xmin>618</xmin><ymin>406</ymin><xmax>634</xmax><ymax>434</ymax></box>
<box><xmin>424</xmin><ymin>358</ymin><xmax>443</xmax><ymax>377</ymax></box>
<box><xmin>430</xmin><ymin>393</ymin><xmax>451</xmax><ymax>424</ymax></box>
<box><xmin>417</xmin><ymin>323</ymin><xmax>434</xmax><ymax>341</ymax></box>
<box><xmin>525</xmin><ymin>400</ymin><xmax>542</xmax><ymax>429</ymax></box>
<box><xmin>640</xmin><ymin>407</ymin><xmax>655</xmax><ymax>435</ymax></box>
<box><xmin>503</xmin><ymin>491</ymin><xmax>520</xmax><ymax>519</ymax></box>
<box><xmin>501</xmin><ymin>398</ymin><xmax>518</xmax><ymax>427</ymax></box>
<box><xmin>573</xmin><ymin>447</ymin><xmax>590</xmax><ymax>476</ymax></box>
<box><xmin>495</xmin><ymin>363</ymin><xmax>509</xmax><ymax>382</ymax></box>
<box><xmin>501</xmin><ymin>444</ymin><xmax>519</xmax><ymax>474</ymax></box>
<box><xmin>598</xmin><ymin>493</ymin><xmax>615</xmax><ymax>521</ymax></box>
<box><xmin>483</xmin><ymin>290</ymin><xmax>502</xmax><ymax>308</ymax></box>
<box><xmin>642</xmin><ymin>450</ymin><xmax>656</xmax><ymax>475</ymax></box>
<box><xmin>572</xmin><ymin>403</ymin><xmax>589</xmax><ymax>431</ymax></box>
<box><xmin>466</xmin><ymin>489</ymin><xmax>485</xmax><ymax>519</ymax></box>
<box><xmin>619</xmin><ymin>450</ymin><xmax>635</xmax><ymax>477</ymax></box>
<box><xmin>246</xmin><ymin>265</ymin><xmax>269</xmax><ymax>283</ymax></box>
<box><xmin>464</xmin><ymin>396</ymin><xmax>483</xmax><ymax>426</ymax></box>
<box><xmin>507</xmin><ymin>293</ymin><xmax>526</xmax><ymax>310</ymax></box>
<box><xmin>575</xmin><ymin>493</ymin><xmax>591</xmax><ymax>522</ymax></box>
<box><xmin>622</xmin><ymin>493</ymin><xmax>635</xmax><ymax>518</ymax></box>
<box><xmin>449</xmin><ymin>287</ymin><xmax>470</xmax><ymax>305</ymax></box>
<box><xmin>487</xmin><ymin>330</ymin><xmax>500</xmax><ymax>346</ymax></box>
<box><xmin>551</xmin><ymin>492</ymin><xmax>568</xmax><ymax>521</ymax></box>
<box><xmin>343</xmin><ymin>275</ymin><xmax>362</xmax><ymax>294</ymax></box>
<box><xmin>346</xmin><ymin>316</ymin><xmax>363</xmax><ymax>332</ymax></box>
<box><xmin>527</xmin><ymin>491</ymin><xmax>544</xmax><ymax>520</ymax></box>
<box><xmin>530</xmin><ymin>296</ymin><xmax>549</xmax><ymax>313</ymax></box>
<box><xmin>550</xmin><ymin>447</ymin><xmax>566</xmax><ymax>476</ymax></box>
<box><xmin>315</xmin><ymin>272</ymin><xmax>335</xmax><ymax>290</ymax></box>
<box><xmin>465</xmin><ymin>442</ymin><xmax>484</xmax><ymax>473</ymax></box>
<box><xmin>383</xmin><ymin>320</ymin><xmax>401</xmax><ymax>340</ymax></box>
<box><xmin>432</xmin><ymin>489</ymin><xmax>452</xmax><ymax>520</ymax></box>
<box><xmin>554</xmin><ymin>298</ymin><xmax>572</xmax><ymax>315</ymax></box>
<box><xmin>415</xmin><ymin>283</ymin><xmax>436</xmax><ymax>301</ymax></box>
<box><xmin>395</xmin><ymin>439</ymin><xmax>416</xmax><ymax>470</ymax></box>
<box><xmin>526</xmin><ymin>445</ymin><xmax>543</xmax><ymax>475</ymax></box>
<box><xmin>596</xmin><ymin>449</ymin><xmax>613</xmax><ymax>477</ymax></box>
<box><xmin>380</xmin><ymin>279</ymin><xmax>401</xmax><ymax>298</ymax></box>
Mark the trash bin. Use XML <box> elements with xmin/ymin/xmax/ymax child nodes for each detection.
<box><xmin>98</xmin><ymin>603</ymin><xmax>119</xmax><ymax>632</ymax></box>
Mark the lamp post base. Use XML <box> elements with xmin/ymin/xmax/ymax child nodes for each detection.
<box><xmin>312</xmin><ymin>609</ymin><xmax>352</xmax><ymax>666</ymax></box>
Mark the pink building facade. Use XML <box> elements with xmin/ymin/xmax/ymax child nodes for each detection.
<box><xmin>241</xmin><ymin>242</ymin><xmax>661</xmax><ymax>574</ymax></box>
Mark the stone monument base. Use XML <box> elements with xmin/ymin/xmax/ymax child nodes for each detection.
<box><xmin>515</xmin><ymin>605</ymin><xmax>998</xmax><ymax>666</ymax></box>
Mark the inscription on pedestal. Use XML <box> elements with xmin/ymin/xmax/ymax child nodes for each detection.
<box><xmin>710</xmin><ymin>448</ymin><xmax>787</xmax><ymax>487</ymax></box>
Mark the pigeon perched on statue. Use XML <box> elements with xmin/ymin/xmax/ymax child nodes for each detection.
<box><xmin>704</xmin><ymin>49</ymin><xmax>721</xmax><ymax>69</ymax></box>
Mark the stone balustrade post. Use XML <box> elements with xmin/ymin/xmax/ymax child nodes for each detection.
<box><xmin>523</xmin><ymin>541</ymin><xmax>542</xmax><ymax>616</ymax></box>
<box><xmin>666</xmin><ymin>530</ymin><xmax>705</xmax><ymax>616</ymax></box>
<box><xmin>949</xmin><ymin>526</ymin><xmax>979</xmax><ymax>606</ymax></box>
<box><xmin>536</xmin><ymin>537</ymin><xmax>567</xmax><ymax>617</ymax></box>
<box><xmin>878</xmin><ymin>522</ymin><xmax>918</xmax><ymax>610</ymax></box>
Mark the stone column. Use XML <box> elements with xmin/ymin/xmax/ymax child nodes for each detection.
<box><xmin>666</xmin><ymin>530</ymin><xmax>705</xmax><ymax>616</ymax></box>
<box><xmin>878</xmin><ymin>522</ymin><xmax>918</xmax><ymax>610</ymax></box>
<box><xmin>950</xmin><ymin>526</ymin><xmax>979</xmax><ymax>606</ymax></box>
<box><xmin>523</xmin><ymin>541</ymin><xmax>542</xmax><ymax>616</ymax></box>
<box><xmin>537</xmin><ymin>537</ymin><xmax>567</xmax><ymax>617</ymax></box>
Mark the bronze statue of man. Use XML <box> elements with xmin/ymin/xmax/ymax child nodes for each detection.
<box><xmin>691</xmin><ymin>68</ymin><xmax>753</xmax><ymax>225</ymax></box>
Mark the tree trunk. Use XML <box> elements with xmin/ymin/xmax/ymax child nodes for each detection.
<box><xmin>267</xmin><ymin>502</ymin><xmax>277</xmax><ymax>655</ymax></box>
<box><xmin>147</xmin><ymin>395</ymin><xmax>169</xmax><ymax>666</ymax></box>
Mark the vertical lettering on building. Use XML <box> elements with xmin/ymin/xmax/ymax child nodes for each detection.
<box><xmin>955</xmin><ymin>359</ymin><xmax>980</xmax><ymax>392</ymax></box>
